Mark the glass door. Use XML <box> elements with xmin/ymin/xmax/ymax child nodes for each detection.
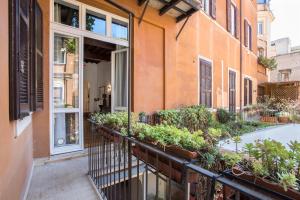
<box><xmin>111</xmin><ymin>48</ymin><xmax>128</xmax><ymax>112</ymax></box>
<box><xmin>51</xmin><ymin>32</ymin><xmax>83</xmax><ymax>154</ymax></box>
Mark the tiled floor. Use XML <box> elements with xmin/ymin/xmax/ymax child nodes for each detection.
<box><xmin>27</xmin><ymin>155</ymin><xmax>100</xmax><ymax>200</ymax></box>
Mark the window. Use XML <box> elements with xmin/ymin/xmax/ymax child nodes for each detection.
<box><xmin>279</xmin><ymin>70</ymin><xmax>291</xmax><ymax>82</ymax></box>
<box><xmin>203</xmin><ymin>0</ymin><xmax>210</xmax><ymax>14</ymax></box>
<box><xmin>244</xmin><ymin>20</ymin><xmax>252</xmax><ymax>50</ymax></box>
<box><xmin>229</xmin><ymin>70</ymin><xmax>236</xmax><ymax>112</ymax></box>
<box><xmin>112</xmin><ymin>18</ymin><xmax>128</xmax><ymax>40</ymax></box>
<box><xmin>244</xmin><ymin>78</ymin><xmax>253</xmax><ymax>106</ymax></box>
<box><xmin>54</xmin><ymin>0</ymin><xmax>79</xmax><ymax>28</ymax></box>
<box><xmin>202</xmin><ymin>0</ymin><xmax>216</xmax><ymax>19</ymax></box>
<box><xmin>86</xmin><ymin>10</ymin><xmax>106</xmax><ymax>36</ymax></box>
<box><xmin>227</xmin><ymin>0</ymin><xmax>239</xmax><ymax>38</ymax></box>
<box><xmin>258</xmin><ymin>48</ymin><xmax>265</xmax><ymax>57</ymax></box>
<box><xmin>258</xmin><ymin>21</ymin><xmax>264</xmax><ymax>35</ymax></box>
<box><xmin>199</xmin><ymin>59</ymin><xmax>212</xmax><ymax>108</ymax></box>
<box><xmin>9</xmin><ymin>0</ymin><xmax>44</xmax><ymax>120</ymax></box>
<box><xmin>230</xmin><ymin>4</ymin><xmax>236</xmax><ymax>36</ymax></box>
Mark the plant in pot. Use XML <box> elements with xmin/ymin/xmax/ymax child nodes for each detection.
<box><xmin>223</xmin><ymin>139</ymin><xmax>300</xmax><ymax>199</ymax></box>
<box><xmin>276</xmin><ymin>111</ymin><xmax>290</xmax><ymax>123</ymax></box>
<box><xmin>138</xmin><ymin>112</ymin><xmax>147</xmax><ymax>123</ymax></box>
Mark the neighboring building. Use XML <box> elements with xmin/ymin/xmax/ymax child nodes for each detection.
<box><xmin>270</xmin><ymin>37</ymin><xmax>292</xmax><ymax>57</ymax></box>
<box><xmin>0</xmin><ymin>0</ymin><xmax>262</xmax><ymax>199</ymax></box>
<box><xmin>257</xmin><ymin>0</ymin><xmax>275</xmax><ymax>58</ymax></box>
<box><xmin>270</xmin><ymin>40</ymin><xmax>300</xmax><ymax>82</ymax></box>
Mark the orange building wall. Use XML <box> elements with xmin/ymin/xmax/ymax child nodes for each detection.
<box><xmin>0</xmin><ymin>1</ymin><xmax>34</xmax><ymax>199</ymax></box>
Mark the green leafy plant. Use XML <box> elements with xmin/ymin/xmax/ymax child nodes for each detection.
<box><xmin>222</xmin><ymin>152</ymin><xmax>242</xmax><ymax>169</ymax></box>
<box><xmin>277</xmin><ymin>172</ymin><xmax>298</xmax><ymax>191</ymax></box>
<box><xmin>258</xmin><ymin>55</ymin><xmax>278</xmax><ymax>70</ymax></box>
<box><xmin>216</xmin><ymin>109</ymin><xmax>235</xmax><ymax>124</ymax></box>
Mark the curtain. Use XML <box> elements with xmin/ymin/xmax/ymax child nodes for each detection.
<box><xmin>54</xmin><ymin>3</ymin><xmax>61</xmax><ymax>23</ymax></box>
<box><xmin>114</xmin><ymin>49</ymin><xmax>128</xmax><ymax>110</ymax></box>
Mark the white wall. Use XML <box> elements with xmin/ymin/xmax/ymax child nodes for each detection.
<box><xmin>270</xmin><ymin>52</ymin><xmax>300</xmax><ymax>82</ymax></box>
<box><xmin>84</xmin><ymin>61</ymin><xmax>111</xmax><ymax>112</ymax></box>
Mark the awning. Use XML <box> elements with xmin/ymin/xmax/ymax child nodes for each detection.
<box><xmin>137</xmin><ymin>0</ymin><xmax>201</xmax><ymax>23</ymax></box>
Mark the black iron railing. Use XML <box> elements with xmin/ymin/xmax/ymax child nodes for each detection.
<box><xmin>88</xmin><ymin>122</ymin><xmax>288</xmax><ymax>200</ymax></box>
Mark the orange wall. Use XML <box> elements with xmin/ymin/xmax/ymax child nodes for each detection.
<box><xmin>0</xmin><ymin>1</ymin><xmax>34</xmax><ymax>199</ymax></box>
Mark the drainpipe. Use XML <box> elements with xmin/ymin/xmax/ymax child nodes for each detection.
<box><xmin>239</xmin><ymin>0</ymin><xmax>243</xmax><ymax>115</ymax></box>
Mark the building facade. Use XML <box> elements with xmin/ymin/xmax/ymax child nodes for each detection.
<box><xmin>0</xmin><ymin>0</ymin><xmax>262</xmax><ymax>199</ymax></box>
<box><xmin>270</xmin><ymin>38</ymin><xmax>300</xmax><ymax>82</ymax></box>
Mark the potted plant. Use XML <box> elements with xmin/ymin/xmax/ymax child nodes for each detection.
<box><xmin>138</xmin><ymin>112</ymin><xmax>147</xmax><ymax>123</ymax></box>
<box><xmin>223</xmin><ymin>140</ymin><xmax>300</xmax><ymax>199</ymax></box>
<box><xmin>276</xmin><ymin>111</ymin><xmax>290</xmax><ymax>123</ymax></box>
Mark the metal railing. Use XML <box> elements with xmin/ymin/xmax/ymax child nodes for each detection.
<box><xmin>88</xmin><ymin>122</ymin><xmax>290</xmax><ymax>200</ymax></box>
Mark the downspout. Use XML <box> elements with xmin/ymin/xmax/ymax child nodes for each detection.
<box><xmin>239</xmin><ymin>0</ymin><xmax>243</xmax><ymax>114</ymax></box>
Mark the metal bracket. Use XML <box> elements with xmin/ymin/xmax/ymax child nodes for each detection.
<box><xmin>138</xmin><ymin>0</ymin><xmax>150</xmax><ymax>25</ymax></box>
<box><xmin>176</xmin><ymin>16</ymin><xmax>190</xmax><ymax>40</ymax></box>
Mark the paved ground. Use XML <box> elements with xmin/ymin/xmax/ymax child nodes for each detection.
<box><xmin>219</xmin><ymin>124</ymin><xmax>300</xmax><ymax>152</ymax></box>
<box><xmin>27</xmin><ymin>156</ymin><xmax>100</xmax><ymax>200</ymax></box>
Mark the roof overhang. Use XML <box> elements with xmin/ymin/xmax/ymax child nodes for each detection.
<box><xmin>137</xmin><ymin>0</ymin><xmax>201</xmax><ymax>23</ymax></box>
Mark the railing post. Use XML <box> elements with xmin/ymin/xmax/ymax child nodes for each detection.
<box><xmin>184</xmin><ymin>167</ymin><xmax>190</xmax><ymax>200</ymax></box>
<box><xmin>207</xmin><ymin>175</ymin><xmax>217</xmax><ymax>200</ymax></box>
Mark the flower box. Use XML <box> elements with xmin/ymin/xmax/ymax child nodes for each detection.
<box><xmin>226</xmin><ymin>167</ymin><xmax>300</xmax><ymax>200</ymax></box>
<box><xmin>97</xmin><ymin>126</ymin><xmax>121</xmax><ymax>142</ymax></box>
<box><xmin>278</xmin><ymin>116</ymin><xmax>290</xmax><ymax>124</ymax></box>
<box><xmin>260</xmin><ymin>116</ymin><xmax>277</xmax><ymax>123</ymax></box>
<box><xmin>132</xmin><ymin>146</ymin><xmax>199</xmax><ymax>184</ymax></box>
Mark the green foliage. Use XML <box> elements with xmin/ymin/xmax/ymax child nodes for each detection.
<box><xmin>241</xmin><ymin>139</ymin><xmax>300</xmax><ymax>190</ymax></box>
<box><xmin>222</xmin><ymin>152</ymin><xmax>242</xmax><ymax>169</ymax></box>
<box><xmin>65</xmin><ymin>38</ymin><xmax>77</xmax><ymax>54</ymax></box>
<box><xmin>277</xmin><ymin>172</ymin><xmax>298</xmax><ymax>191</ymax></box>
<box><xmin>156</xmin><ymin>110</ymin><xmax>181</xmax><ymax>127</ymax></box>
<box><xmin>216</xmin><ymin>109</ymin><xmax>235</xmax><ymax>124</ymax></box>
<box><xmin>258</xmin><ymin>55</ymin><xmax>278</xmax><ymax>70</ymax></box>
<box><xmin>179</xmin><ymin>105</ymin><xmax>213</xmax><ymax>132</ymax></box>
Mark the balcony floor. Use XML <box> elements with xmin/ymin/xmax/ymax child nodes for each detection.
<box><xmin>27</xmin><ymin>155</ymin><xmax>100</xmax><ymax>200</ymax></box>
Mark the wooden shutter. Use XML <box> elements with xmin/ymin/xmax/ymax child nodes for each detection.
<box><xmin>235</xmin><ymin>7</ymin><xmax>240</xmax><ymax>39</ymax></box>
<box><xmin>226</xmin><ymin>0</ymin><xmax>231</xmax><ymax>32</ymax></box>
<box><xmin>210</xmin><ymin>0</ymin><xmax>216</xmax><ymax>19</ymax></box>
<box><xmin>244</xmin><ymin>78</ymin><xmax>248</xmax><ymax>106</ymax></box>
<box><xmin>249</xmin><ymin>25</ymin><xmax>252</xmax><ymax>50</ymax></box>
<box><xmin>34</xmin><ymin>3</ymin><xmax>44</xmax><ymax>110</ymax></box>
<box><xmin>200</xmin><ymin>60</ymin><xmax>212</xmax><ymax>108</ymax></box>
<box><xmin>229</xmin><ymin>71</ymin><xmax>236</xmax><ymax>112</ymax></box>
<box><xmin>244</xmin><ymin>19</ymin><xmax>249</xmax><ymax>47</ymax></box>
<box><xmin>249</xmin><ymin>79</ymin><xmax>253</xmax><ymax>105</ymax></box>
<box><xmin>9</xmin><ymin>0</ymin><xmax>31</xmax><ymax>120</ymax></box>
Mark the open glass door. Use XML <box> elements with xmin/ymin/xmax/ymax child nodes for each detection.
<box><xmin>51</xmin><ymin>32</ymin><xmax>83</xmax><ymax>154</ymax></box>
<box><xmin>111</xmin><ymin>48</ymin><xmax>128</xmax><ymax>112</ymax></box>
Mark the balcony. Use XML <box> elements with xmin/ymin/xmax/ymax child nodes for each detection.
<box><xmin>86</xmin><ymin>122</ymin><xmax>290</xmax><ymax>200</ymax></box>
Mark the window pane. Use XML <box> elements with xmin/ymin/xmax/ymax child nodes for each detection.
<box><xmin>54</xmin><ymin>0</ymin><xmax>79</xmax><ymax>28</ymax></box>
<box><xmin>53</xmin><ymin>34</ymin><xmax>79</xmax><ymax>108</ymax></box>
<box><xmin>54</xmin><ymin>112</ymin><xmax>79</xmax><ymax>147</ymax></box>
<box><xmin>114</xmin><ymin>50</ymin><xmax>128</xmax><ymax>109</ymax></box>
<box><xmin>86</xmin><ymin>10</ymin><xmax>106</xmax><ymax>35</ymax></box>
<box><xmin>112</xmin><ymin>18</ymin><xmax>128</xmax><ymax>40</ymax></box>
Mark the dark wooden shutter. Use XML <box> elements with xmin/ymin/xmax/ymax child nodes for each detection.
<box><xmin>34</xmin><ymin>3</ymin><xmax>44</xmax><ymax>110</ymax></box>
<box><xmin>249</xmin><ymin>79</ymin><xmax>253</xmax><ymax>105</ymax></box>
<box><xmin>9</xmin><ymin>0</ymin><xmax>31</xmax><ymax>120</ymax></box>
<box><xmin>229</xmin><ymin>71</ymin><xmax>236</xmax><ymax>112</ymax></box>
<box><xmin>210</xmin><ymin>0</ymin><xmax>216</xmax><ymax>19</ymax></box>
<box><xmin>249</xmin><ymin>25</ymin><xmax>252</xmax><ymax>50</ymax></box>
<box><xmin>244</xmin><ymin>19</ymin><xmax>249</xmax><ymax>47</ymax></box>
<box><xmin>244</xmin><ymin>78</ymin><xmax>248</xmax><ymax>106</ymax></box>
<box><xmin>200</xmin><ymin>59</ymin><xmax>212</xmax><ymax>108</ymax></box>
<box><xmin>235</xmin><ymin>7</ymin><xmax>240</xmax><ymax>39</ymax></box>
<box><xmin>226</xmin><ymin>0</ymin><xmax>231</xmax><ymax>32</ymax></box>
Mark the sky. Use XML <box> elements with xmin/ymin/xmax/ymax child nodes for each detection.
<box><xmin>270</xmin><ymin>0</ymin><xmax>300</xmax><ymax>46</ymax></box>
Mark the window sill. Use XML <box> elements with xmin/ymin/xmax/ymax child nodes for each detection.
<box><xmin>15</xmin><ymin>113</ymin><xmax>32</xmax><ymax>138</ymax></box>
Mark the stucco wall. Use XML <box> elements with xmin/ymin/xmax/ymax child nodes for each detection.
<box><xmin>0</xmin><ymin>1</ymin><xmax>34</xmax><ymax>199</ymax></box>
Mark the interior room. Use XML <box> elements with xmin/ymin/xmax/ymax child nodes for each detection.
<box><xmin>83</xmin><ymin>37</ymin><xmax>116</xmax><ymax>147</ymax></box>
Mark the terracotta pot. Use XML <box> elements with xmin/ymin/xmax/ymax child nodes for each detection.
<box><xmin>260</xmin><ymin>116</ymin><xmax>277</xmax><ymax>123</ymax></box>
<box><xmin>132</xmin><ymin>146</ymin><xmax>198</xmax><ymax>184</ymax></box>
<box><xmin>278</xmin><ymin>116</ymin><xmax>289</xmax><ymax>123</ymax></box>
<box><xmin>232</xmin><ymin>167</ymin><xmax>300</xmax><ymax>200</ymax></box>
<box><xmin>166</xmin><ymin>145</ymin><xmax>198</xmax><ymax>160</ymax></box>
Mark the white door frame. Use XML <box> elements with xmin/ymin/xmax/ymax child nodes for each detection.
<box><xmin>111</xmin><ymin>48</ymin><xmax>129</xmax><ymax>112</ymax></box>
<box><xmin>49</xmin><ymin>0</ymin><xmax>129</xmax><ymax>155</ymax></box>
